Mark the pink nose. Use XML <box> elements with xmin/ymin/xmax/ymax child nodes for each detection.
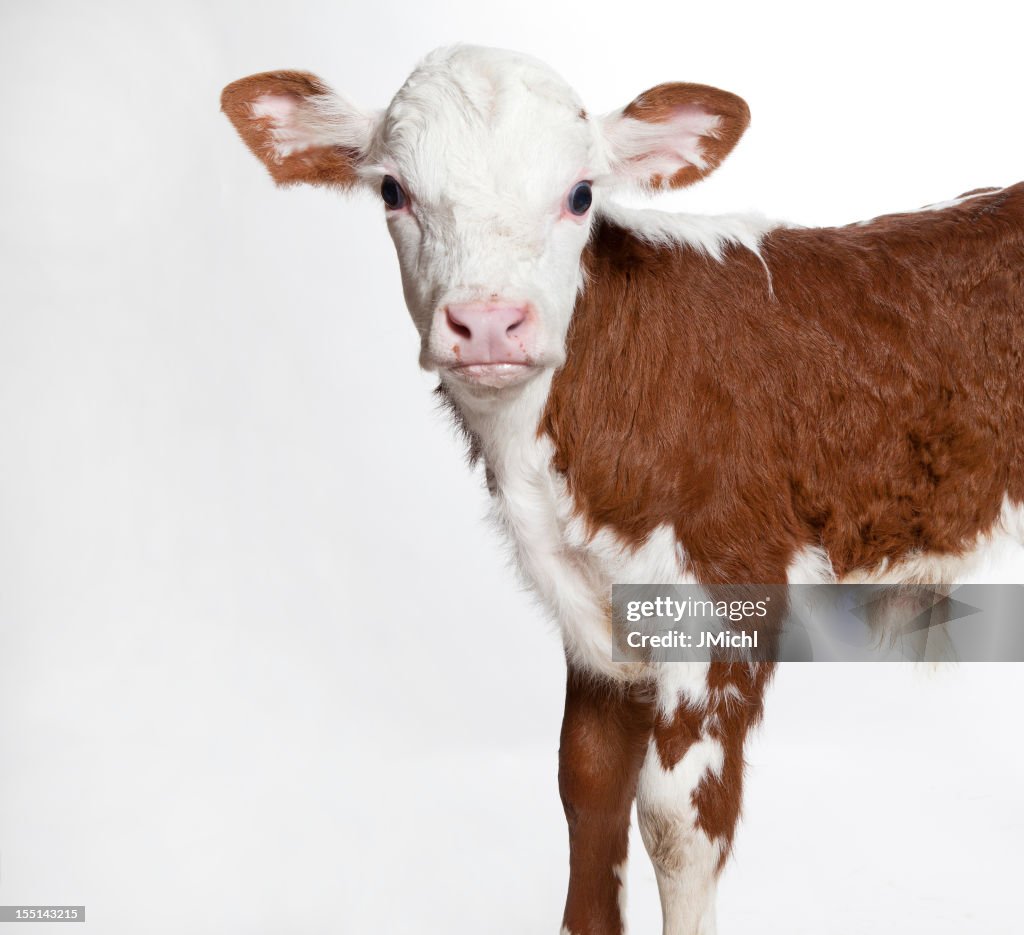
<box><xmin>442</xmin><ymin>302</ymin><xmax>534</xmax><ymax>365</ymax></box>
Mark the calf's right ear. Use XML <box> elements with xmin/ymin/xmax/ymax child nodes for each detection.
<box><xmin>221</xmin><ymin>70</ymin><xmax>378</xmax><ymax>189</ymax></box>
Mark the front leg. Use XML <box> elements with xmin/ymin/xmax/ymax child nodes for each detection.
<box><xmin>637</xmin><ymin>662</ymin><xmax>775</xmax><ymax>935</ymax></box>
<box><xmin>558</xmin><ymin>665</ymin><xmax>654</xmax><ymax>935</ymax></box>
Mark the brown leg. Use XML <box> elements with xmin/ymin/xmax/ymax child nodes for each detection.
<box><xmin>558</xmin><ymin>665</ymin><xmax>655</xmax><ymax>935</ymax></box>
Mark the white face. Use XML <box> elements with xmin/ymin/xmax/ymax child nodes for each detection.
<box><xmin>366</xmin><ymin>48</ymin><xmax>605</xmax><ymax>392</ymax></box>
<box><xmin>223</xmin><ymin>46</ymin><xmax>750</xmax><ymax>397</ymax></box>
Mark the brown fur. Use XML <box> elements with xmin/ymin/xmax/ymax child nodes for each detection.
<box><xmin>542</xmin><ymin>184</ymin><xmax>1024</xmax><ymax>583</ymax></box>
<box><xmin>220</xmin><ymin>71</ymin><xmax>362</xmax><ymax>188</ymax></box>
<box><xmin>697</xmin><ymin>663</ymin><xmax>774</xmax><ymax>867</ymax></box>
<box><xmin>552</xmin><ymin>187</ymin><xmax>1024</xmax><ymax>907</ymax></box>
<box><xmin>559</xmin><ymin>669</ymin><xmax>653</xmax><ymax>934</ymax></box>
<box><xmin>622</xmin><ymin>83</ymin><xmax>750</xmax><ymax>189</ymax></box>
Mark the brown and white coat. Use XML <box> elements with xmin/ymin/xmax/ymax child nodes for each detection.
<box><xmin>222</xmin><ymin>45</ymin><xmax>1024</xmax><ymax>935</ymax></box>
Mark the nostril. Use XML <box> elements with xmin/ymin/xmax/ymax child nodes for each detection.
<box><xmin>505</xmin><ymin>311</ymin><xmax>528</xmax><ymax>336</ymax></box>
<box><xmin>445</xmin><ymin>308</ymin><xmax>472</xmax><ymax>340</ymax></box>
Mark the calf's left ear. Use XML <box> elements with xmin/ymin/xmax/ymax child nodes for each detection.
<box><xmin>221</xmin><ymin>70</ymin><xmax>379</xmax><ymax>189</ymax></box>
<box><xmin>602</xmin><ymin>83</ymin><xmax>749</xmax><ymax>190</ymax></box>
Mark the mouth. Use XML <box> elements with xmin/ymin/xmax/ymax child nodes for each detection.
<box><xmin>445</xmin><ymin>362</ymin><xmax>539</xmax><ymax>388</ymax></box>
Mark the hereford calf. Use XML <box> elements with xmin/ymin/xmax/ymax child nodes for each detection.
<box><xmin>222</xmin><ymin>45</ymin><xmax>1024</xmax><ymax>935</ymax></box>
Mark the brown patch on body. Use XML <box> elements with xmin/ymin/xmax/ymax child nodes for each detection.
<box><xmin>542</xmin><ymin>183</ymin><xmax>1024</xmax><ymax>583</ymax></box>
<box><xmin>221</xmin><ymin>71</ymin><xmax>362</xmax><ymax>188</ymax></box>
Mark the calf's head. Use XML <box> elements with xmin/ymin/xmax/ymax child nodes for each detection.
<box><xmin>222</xmin><ymin>46</ymin><xmax>748</xmax><ymax>394</ymax></box>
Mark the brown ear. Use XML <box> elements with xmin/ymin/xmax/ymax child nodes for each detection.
<box><xmin>220</xmin><ymin>70</ymin><xmax>377</xmax><ymax>189</ymax></box>
<box><xmin>603</xmin><ymin>83</ymin><xmax>750</xmax><ymax>190</ymax></box>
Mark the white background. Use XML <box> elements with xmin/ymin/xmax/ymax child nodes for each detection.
<box><xmin>1</xmin><ymin>1</ymin><xmax>1023</xmax><ymax>933</ymax></box>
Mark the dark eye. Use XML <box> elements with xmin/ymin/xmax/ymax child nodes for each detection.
<box><xmin>381</xmin><ymin>175</ymin><xmax>406</xmax><ymax>210</ymax></box>
<box><xmin>567</xmin><ymin>181</ymin><xmax>592</xmax><ymax>216</ymax></box>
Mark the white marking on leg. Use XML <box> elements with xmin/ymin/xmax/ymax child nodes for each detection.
<box><xmin>637</xmin><ymin>732</ymin><xmax>723</xmax><ymax>935</ymax></box>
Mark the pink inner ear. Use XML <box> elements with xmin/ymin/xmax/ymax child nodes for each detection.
<box><xmin>668</xmin><ymin>106</ymin><xmax>721</xmax><ymax>170</ymax></box>
<box><xmin>249</xmin><ymin>93</ymin><xmax>322</xmax><ymax>157</ymax></box>
<box><xmin>608</xmin><ymin>102</ymin><xmax>725</xmax><ymax>184</ymax></box>
<box><xmin>672</xmin><ymin>103</ymin><xmax>712</xmax><ymax>118</ymax></box>
<box><xmin>250</xmin><ymin>94</ymin><xmax>300</xmax><ymax>125</ymax></box>
<box><xmin>669</xmin><ymin>104</ymin><xmax>722</xmax><ymax>140</ymax></box>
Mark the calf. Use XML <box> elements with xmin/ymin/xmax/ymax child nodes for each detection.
<box><xmin>222</xmin><ymin>45</ymin><xmax>1024</xmax><ymax>934</ymax></box>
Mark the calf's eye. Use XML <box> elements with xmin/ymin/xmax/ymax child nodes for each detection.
<box><xmin>568</xmin><ymin>181</ymin><xmax>593</xmax><ymax>216</ymax></box>
<box><xmin>381</xmin><ymin>175</ymin><xmax>406</xmax><ymax>210</ymax></box>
